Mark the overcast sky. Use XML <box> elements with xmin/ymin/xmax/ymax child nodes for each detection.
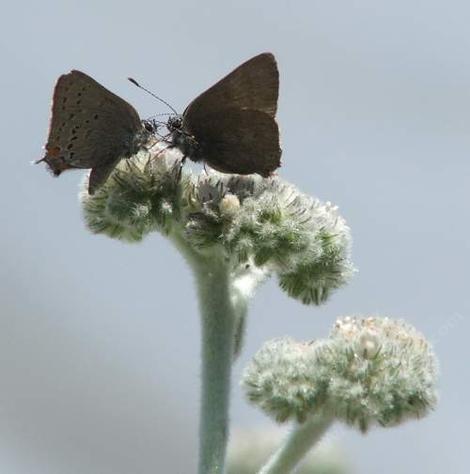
<box><xmin>1</xmin><ymin>1</ymin><xmax>469</xmax><ymax>473</ymax></box>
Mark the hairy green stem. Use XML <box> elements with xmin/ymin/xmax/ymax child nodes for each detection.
<box><xmin>259</xmin><ymin>414</ymin><xmax>334</xmax><ymax>474</ymax></box>
<box><xmin>193</xmin><ymin>258</ymin><xmax>237</xmax><ymax>474</ymax></box>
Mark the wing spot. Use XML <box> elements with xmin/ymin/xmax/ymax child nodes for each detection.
<box><xmin>76</xmin><ymin>100</ymin><xmax>81</xmax><ymax>105</ymax></box>
<box><xmin>94</xmin><ymin>114</ymin><xmax>99</xmax><ymax>120</ymax></box>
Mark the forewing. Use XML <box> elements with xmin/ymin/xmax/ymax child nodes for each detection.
<box><xmin>184</xmin><ymin>53</ymin><xmax>278</xmax><ymax>124</ymax></box>
<box><xmin>42</xmin><ymin>70</ymin><xmax>142</xmax><ymax>174</ymax></box>
<box><xmin>193</xmin><ymin>108</ymin><xmax>281</xmax><ymax>177</ymax></box>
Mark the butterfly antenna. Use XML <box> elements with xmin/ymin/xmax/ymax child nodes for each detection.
<box><xmin>149</xmin><ymin>118</ymin><xmax>170</xmax><ymax>126</ymax></box>
<box><xmin>128</xmin><ymin>77</ymin><xmax>179</xmax><ymax>115</ymax></box>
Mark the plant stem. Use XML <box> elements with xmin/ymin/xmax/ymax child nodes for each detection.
<box><xmin>193</xmin><ymin>258</ymin><xmax>237</xmax><ymax>474</ymax></box>
<box><xmin>258</xmin><ymin>413</ymin><xmax>334</xmax><ymax>474</ymax></box>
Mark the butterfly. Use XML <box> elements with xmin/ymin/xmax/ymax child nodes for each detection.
<box><xmin>166</xmin><ymin>52</ymin><xmax>281</xmax><ymax>177</ymax></box>
<box><xmin>39</xmin><ymin>53</ymin><xmax>281</xmax><ymax>194</ymax></box>
<box><xmin>38</xmin><ymin>70</ymin><xmax>155</xmax><ymax>194</ymax></box>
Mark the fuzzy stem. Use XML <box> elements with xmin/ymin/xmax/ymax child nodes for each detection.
<box><xmin>192</xmin><ymin>258</ymin><xmax>237</xmax><ymax>474</ymax></box>
<box><xmin>258</xmin><ymin>414</ymin><xmax>334</xmax><ymax>474</ymax></box>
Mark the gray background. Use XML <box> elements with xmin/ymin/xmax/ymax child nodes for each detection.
<box><xmin>1</xmin><ymin>0</ymin><xmax>469</xmax><ymax>472</ymax></box>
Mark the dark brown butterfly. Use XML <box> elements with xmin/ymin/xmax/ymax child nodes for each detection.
<box><xmin>40</xmin><ymin>53</ymin><xmax>281</xmax><ymax>194</ymax></box>
<box><xmin>167</xmin><ymin>52</ymin><xmax>281</xmax><ymax>177</ymax></box>
<box><xmin>38</xmin><ymin>70</ymin><xmax>154</xmax><ymax>194</ymax></box>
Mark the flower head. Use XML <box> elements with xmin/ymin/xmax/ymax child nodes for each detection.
<box><xmin>326</xmin><ymin>316</ymin><xmax>438</xmax><ymax>432</ymax></box>
<box><xmin>242</xmin><ymin>316</ymin><xmax>438</xmax><ymax>431</ymax></box>
<box><xmin>242</xmin><ymin>338</ymin><xmax>329</xmax><ymax>423</ymax></box>
<box><xmin>81</xmin><ymin>148</ymin><xmax>354</xmax><ymax>305</ymax></box>
<box><xmin>81</xmin><ymin>148</ymin><xmax>183</xmax><ymax>242</ymax></box>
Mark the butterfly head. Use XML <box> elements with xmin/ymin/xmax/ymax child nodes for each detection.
<box><xmin>167</xmin><ymin>115</ymin><xmax>201</xmax><ymax>162</ymax></box>
<box><xmin>167</xmin><ymin>115</ymin><xmax>183</xmax><ymax>132</ymax></box>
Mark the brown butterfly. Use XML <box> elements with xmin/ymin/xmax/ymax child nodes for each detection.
<box><xmin>166</xmin><ymin>52</ymin><xmax>281</xmax><ymax>177</ymax></box>
<box><xmin>38</xmin><ymin>71</ymin><xmax>154</xmax><ymax>194</ymax></box>
<box><xmin>39</xmin><ymin>53</ymin><xmax>281</xmax><ymax>194</ymax></box>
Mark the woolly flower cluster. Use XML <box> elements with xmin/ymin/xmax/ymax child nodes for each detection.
<box><xmin>81</xmin><ymin>149</ymin><xmax>354</xmax><ymax>305</ymax></box>
<box><xmin>81</xmin><ymin>150</ymin><xmax>183</xmax><ymax>241</ymax></box>
<box><xmin>242</xmin><ymin>316</ymin><xmax>438</xmax><ymax>432</ymax></box>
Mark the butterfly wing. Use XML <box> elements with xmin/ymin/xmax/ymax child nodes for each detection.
<box><xmin>189</xmin><ymin>107</ymin><xmax>281</xmax><ymax>176</ymax></box>
<box><xmin>180</xmin><ymin>53</ymin><xmax>281</xmax><ymax>176</ymax></box>
<box><xmin>184</xmin><ymin>52</ymin><xmax>279</xmax><ymax>120</ymax></box>
<box><xmin>40</xmin><ymin>70</ymin><xmax>144</xmax><ymax>193</ymax></box>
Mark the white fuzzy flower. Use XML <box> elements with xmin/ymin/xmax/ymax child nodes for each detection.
<box><xmin>243</xmin><ymin>316</ymin><xmax>438</xmax><ymax>431</ymax></box>
<box><xmin>326</xmin><ymin>316</ymin><xmax>438</xmax><ymax>432</ymax></box>
<box><xmin>81</xmin><ymin>149</ymin><xmax>354</xmax><ymax>306</ymax></box>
